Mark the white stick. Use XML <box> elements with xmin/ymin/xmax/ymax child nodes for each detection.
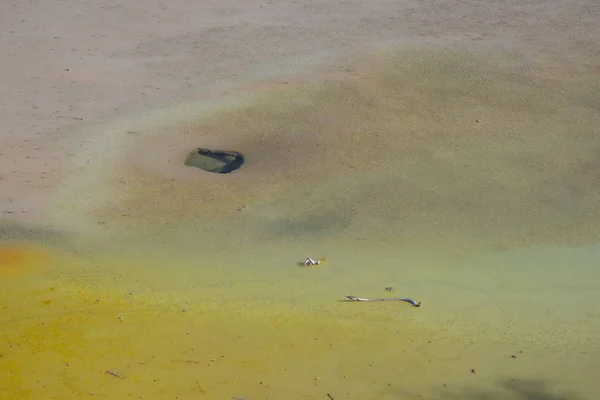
<box><xmin>303</xmin><ymin>256</ymin><xmax>321</xmax><ymax>266</ymax></box>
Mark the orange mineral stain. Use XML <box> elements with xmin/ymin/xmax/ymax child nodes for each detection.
<box><xmin>0</xmin><ymin>246</ymin><xmax>47</xmax><ymax>277</ymax></box>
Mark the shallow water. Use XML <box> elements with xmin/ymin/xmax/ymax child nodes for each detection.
<box><xmin>2</xmin><ymin>45</ymin><xmax>600</xmax><ymax>399</ymax></box>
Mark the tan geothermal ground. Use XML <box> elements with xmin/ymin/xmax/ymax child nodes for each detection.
<box><xmin>1</xmin><ymin>1</ymin><xmax>600</xmax><ymax>400</ymax></box>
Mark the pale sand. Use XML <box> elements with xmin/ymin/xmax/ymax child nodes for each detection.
<box><xmin>2</xmin><ymin>1</ymin><xmax>600</xmax><ymax>400</ymax></box>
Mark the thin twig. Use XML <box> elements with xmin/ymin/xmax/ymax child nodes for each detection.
<box><xmin>345</xmin><ymin>295</ymin><xmax>421</xmax><ymax>307</ymax></box>
<box><xmin>105</xmin><ymin>370</ymin><xmax>125</xmax><ymax>379</ymax></box>
<box><xmin>170</xmin><ymin>359</ymin><xmax>200</xmax><ymax>364</ymax></box>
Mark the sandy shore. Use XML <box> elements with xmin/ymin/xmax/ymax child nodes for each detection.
<box><xmin>1</xmin><ymin>0</ymin><xmax>599</xmax><ymax>221</ymax></box>
<box><xmin>2</xmin><ymin>1</ymin><xmax>600</xmax><ymax>400</ymax></box>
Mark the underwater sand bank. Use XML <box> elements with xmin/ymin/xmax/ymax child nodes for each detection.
<box><xmin>2</xmin><ymin>45</ymin><xmax>600</xmax><ymax>399</ymax></box>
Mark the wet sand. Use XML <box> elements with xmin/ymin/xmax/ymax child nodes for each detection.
<box><xmin>2</xmin><ymin>1</ymin><xmax>600</xmax><ymax>400</ymax></box>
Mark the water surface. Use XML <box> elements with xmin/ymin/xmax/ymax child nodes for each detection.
<box><xmin>2</xmin><ymin>45</ymin><xmax>599</xmax><ymax>399</ymax></box>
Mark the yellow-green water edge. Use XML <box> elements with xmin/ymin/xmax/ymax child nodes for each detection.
<box><xmin>2</xmin><ymin>45</ymin><xmax>600</xmax><ymax>399</ymax></box>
